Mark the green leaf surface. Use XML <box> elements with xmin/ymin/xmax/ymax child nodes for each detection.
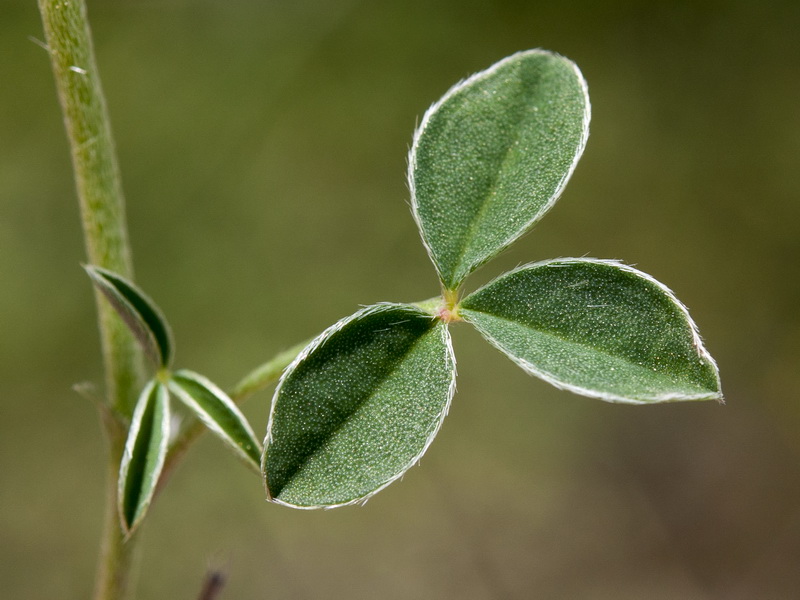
<box><xmin>84</xmin><ymin>265</ymin><xmax>173</xmax><ymax>367</ymax></box>
<box><xmin>168</xmin><ymin>370</ymin><xmax>261</xmax><ymax>471</ymax></box>
<box><xmin>460</xmin><ymin>259</ymin><xmax>721</xmax><ymax>403</ymax></box>
<box><xmin>410</xmin><ymin>49</ymin><xmax>590</xmax><ymax>290</ymax></box>
<box><xmin>118</xmin><ymin>380</ymin><xmax>170</xmax><ymax>534</ymax></box>
<box><xmin>264</xmin><ymin>304</ymin><xmax>456</xmax><ymax>508</ymax></box>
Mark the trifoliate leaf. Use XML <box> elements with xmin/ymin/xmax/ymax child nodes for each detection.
<box><xmin>460</xmin><ymin>259</ymin><xmax>721</xmax><ymax>404</ymax></box>
<box><xmin>118</xmin><ymin>380</ymin><xmax>170</xmax><ymax>534</ymax></box>
<box><xmin>84</xmin><ymin>265</ymin><xmax>173</xmax><ymax>367</ymax></box>
<box><xmin>409</xmin><ymin>49</ymin><xmax>590</xmax><ymax>290</ymax></box>
<box><xmin>168</xmin><ymin>370</ymin><xmax>261</xmax><ymax>471</ymax></box>
<box><xmin>264</xmin><ymin>304</ymin><xmax>456</xmax><ymax>508</ymax></box>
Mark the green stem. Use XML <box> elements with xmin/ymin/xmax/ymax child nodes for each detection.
<box><xmin>94</xmin><ymin>409</ymin><xmax>142</xmax><ymax>600</ymax></box>
<box><xmin>37</xmin><ymin>1</ymin><xmax>145</xmax><ymax>599</ymax></box>
<box><xmin>229</xmin><ymin>339</ymin><xmax>310</xmax><ymax>400</ymax></box>
<box><xmin>37</xmin><ymin>0</ymin><xmax>144</xmax><ymax>416</ymax></box>
<box><xmin>39</xmin><ymin>1</ymin><xmax>314</xmax><ymax>595</ymax></box>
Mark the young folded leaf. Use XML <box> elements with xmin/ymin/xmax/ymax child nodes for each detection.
<box><xmin>84</xmin><ymin>265</ymin><xmax>173</xmax><ymax>368</ymax></box>
<box><xmin>168</xmin><ymin>370</ymin><xmax>262</xmax><ymax>471</ymax></box>
<box><xmin>409</xmin><ymin>49</ymin><xmax>590</xmax><ymax>290</ymax></box>
<box><xmin>118</xmin><ymin>380</ymin><xmax>170</xmax><ymax>534</ymax></box>
<box><xmin>460</xmin><ymin>259</ymin><xmax>721</xmax><ymax>404</ymax></box>
<box><xmin>264</xmin><ymin>304</ymin><xmax>456</xmax><ymax>508</ymax></box>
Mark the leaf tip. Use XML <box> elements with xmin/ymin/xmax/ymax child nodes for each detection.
<box><xmin>83</xmin><ymin>264</ymin><xmax>174</xmax><ymax>368</ymax></box>
<box><xmin>262</xmin><ymin>304</ymin><xmax>457</xmax><ymax>509</ymax></box>
<box><xmin>408</xmin><ymin>49</ymin><xmax>592</xmax><ymax>289</ymax></box>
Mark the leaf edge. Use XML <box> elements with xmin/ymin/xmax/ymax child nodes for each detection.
<box><xmin>117</xmin><ymin>380</ymin><xmax>171</xmax><ymax>535</ymax></box>
<box><xmin>460</xmin><ymin>257</ymin><xmax>722</xmax><ymax>405</ymax></box>
<box><xmin>262</xmin><ymin>303</ymin><xmax>458</xmax><ymax>509</ymax></box>
<box><xmin>168</xmin><ymin>369</ymin><xmax>262</xmax><ymax>472</ymax></box>
<box><xmin>84</xmin><ymin>264</ymin><xmax>174</xmax><ymax>368</ymax></box>
<box><xmin>407</xmin><ymin>49</ymin><xmax>592</xmax><ymax>290</ymax></box>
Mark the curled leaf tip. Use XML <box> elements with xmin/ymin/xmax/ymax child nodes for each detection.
<box><xmin>84</xmin><ymin>265</ymin><xmax>174</xmax><ymax>368</ymax></box>
<box><xmin>117</xmin><ymin>380</ymin><xmax>170</xmax><ymax>534</ymax></box>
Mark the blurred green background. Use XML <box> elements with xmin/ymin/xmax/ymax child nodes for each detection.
<box><xmin>2</xmin><ymin>0</ymin><xmax>799</xmax><ymax>598</ymax></box>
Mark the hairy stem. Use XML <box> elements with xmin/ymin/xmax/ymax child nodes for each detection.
<box><xmin>95</xmin><ymin>410</ymin><xmax>142</xmax><ymax>600</ymax></box>
<box><xmin>229</xmin><ymin>339</ymin><xmax>310</xmax><ymax>400</ymax></box>
<box><xmin>38</xmin><ymin>0</ymin><xmax>144</xmax><ymax>417</ymax></box>
<box><xmin>39</xmin><ymin>1</ymin><xmax>312</xmax><ymax>595</ymax></box>
<box><xmin>37</xmin><ymin>1</ymin><xmax>145</xmax><ymax>599</ymax></box>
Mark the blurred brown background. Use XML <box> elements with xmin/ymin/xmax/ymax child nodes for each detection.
<box><xmin>2</xmin><ymin>0</ymin><xmax>799</xmax><ymax>598</ymax></box>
